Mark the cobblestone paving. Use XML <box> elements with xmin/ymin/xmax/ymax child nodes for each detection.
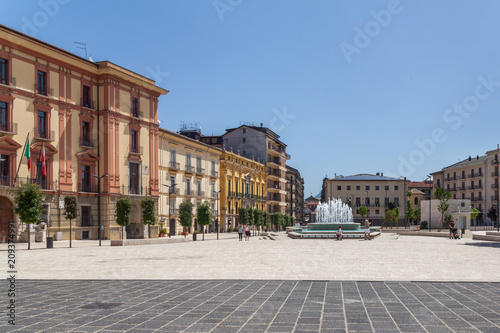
<box><xmin>4</xmin><ymin>280</ymin><xmax>500</xmax><ymax>333</ymax></box>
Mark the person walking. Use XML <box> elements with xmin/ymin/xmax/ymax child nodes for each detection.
<box><xmin>364</xmin><ymin>218</ymin><xmax>372</xmax><ymax>240</ymax></box>
<box><xmin>245</xmin><ymin>224</ymin><xmax>250</xmax><ymax>241</ymax></box>
<box><xmin>238</xmin><ymin>224</ymin><xmax>244</xmax><ymax>241</ymax></box>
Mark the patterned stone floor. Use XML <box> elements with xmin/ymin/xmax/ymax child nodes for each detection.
<box><xmin>4</xmin><ymin>280</ymin><xmax>500</xmax><ymax>333</ymax></box>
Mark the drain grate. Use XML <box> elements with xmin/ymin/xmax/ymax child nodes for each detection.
<box><xmin>80</xmin><ymin>302</ymin><xmax>123</xmax><ymax>310</ymax></box>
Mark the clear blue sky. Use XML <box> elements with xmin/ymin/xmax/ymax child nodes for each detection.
<box><xmin>3</xmin><ymin>0</ymin><xmax>500</xmax><ymax>197</ymax></box>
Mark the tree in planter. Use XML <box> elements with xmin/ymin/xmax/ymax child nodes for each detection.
<box><xmin>434</xmin><ymin>187</ymin><xmax>452</xmax><ymax>229</ymax></box>
<box><xmin>179</xmin><ymin>200</ymin><xmax>194</xmax><ymax>237</ymax></box>
<box><xmin>197</xmin><ymin>201</ymin><xmax>211</xmax><ymax>240</ymax></box>
<box><xmin>358</xmin><ymin>206</ymin><xmax>368</xmax><ymax>221</ymax></box>
<box><xmin>115</xmin><ymin>197</ymin><xmax>132</xmax><ymax>240</ymax></box>
<box><xmin>470</xmin><ymin>208</ymin><xmax>479</xmax><ymax>227</ymax></box>
<box><xmin>141</xmin><ymin>197</ymin><xmax>156</xmax><ymax>238</ymax></box>
<box><xmin>64</xmin><ymin>196</ymin><xmax>78</xmax><ymax>248</ymax></box>
<box><xmin>14</xmin><ymin>183</ymin><xmax>44</xmax><ymax>250</ymax></box>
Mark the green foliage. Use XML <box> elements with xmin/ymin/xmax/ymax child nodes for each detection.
<box><xmin>434</xmin><ymin>187</ymin><xmax>452</xmax><ymax>228</ymax></box>
<box><xmin>160</xmin><ymin>228</ymin><xmax>167</xmax><ymax>234</ymax></box>
<box><xmin>227</xmin><ymin>227</ymin><xmax>232</xmax><ymax>232</ymax></box>
<box><xmin>179</xmin><ymin>200</ymin><xmax>194</xmax><ymax>228</ymax></box>
<box><xmin>414</xmin><ymin>209</ymin><xmax>421</xmax><ymax>223</ymax></box>
<box><xmin>420</xmin><ymin>220</ymin><xmax>428</xmax><ymax>229</ymax></box>
<box><xmin>115</xmin><ymin>198</ymin><xmax>133</xmax><ymax>227</ymax></box>
<box><xmin>246</xmin><ymin>208</ymin><xmax>254</xmax><ymax>226</ymax></box>
<box><xmin>14</xmin><ymin>183</ymin><xmax>44</xmax><ymax>225</ymax></box>
<box><xmin>471</xmin><ymin>208</ymin><xmax>479</xmax><ymax>220</ymax></box>
<box><xmin>238</xmin><ymin>207</ymin><xmax>249</xmax><ymax>225</ymax></box>
<box><xmin>140</xmin><ymin>197</ymin><xmax>156</xmax><ymax>225</ymax></box>
<box><xmin>64</xmin><ymin>196</ymin><xmax>78</xmax><ymax>221</ymax></box>
<box><xmin>384</xmin><ymin>208</ymin><xmax>399</xmax><ymax>226</ymax></box>
<box><xmin>253</xmin><ymin>209</ymin><xmax>263</xmax><ymax>226</ymax></box>
<box><xmin>197</xmin><ymin>201</ymin><xmax>212</xmax><ymax>227</ymax></box>
<box><xmin>358</xmin><ymin>206</ymin><xmax>368</xmax><ymax>219</ymax></box>
<box><xmin>263</xmin><ymin>212</ymin><xmax>270</xmax><ymax>228</ymax></box>
<box><xmin>405</xmin><ymin>200</ymin><xmax>414</xmax><ymax>221</ymax></box>
<box><xmin>444</xmin><ymin>214</ymin><xmax>453</xmax><ymax>228</ymax></box>
<box><xmin>387</xmin><ymin>202</ymin><xmax>396</xmax><ymax>210</ymax></box>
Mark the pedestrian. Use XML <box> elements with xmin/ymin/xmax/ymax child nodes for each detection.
<box><xmin>336</xmin><ymin>226</ymin><xmax>343</xmax><ymax>241</ymax></box>
<box><xmin>364</xmin><ymin>218</ymin><xmax>371</xmax><ymax>240</ymax></box>
<box><xmin>238</xmin><ymin>224</ymin><xmax>244</xmax><ymax>241</ymax></box>
<box><xmin>245</xmin><ymin>224</ymin><xmax>250</xmax><ymax>241</ymax></box>
<box><xmin>449</xmin><ymin>220</ymin><xmax>457</xmax><ymax>239</ymax></box>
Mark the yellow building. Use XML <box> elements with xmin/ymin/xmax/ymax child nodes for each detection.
<box><xmin>0</xmin><ymin>24</ymin><xmax>168</xmax><ymax>242</ymax></box>
<box><xmin>220</xmin><ymin>150</ymin><xmax>267</xmax><ymax>229</ymax></box>
<box><xmin>158</xmin><ymin>128</ymin><xmax>221</xmax><ymax>235</ymax></box>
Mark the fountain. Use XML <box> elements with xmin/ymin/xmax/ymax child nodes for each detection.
<box><xmin>288</xmin><ymin>198</ymin><xmax>380</xmax><ymax>238</ymax></box>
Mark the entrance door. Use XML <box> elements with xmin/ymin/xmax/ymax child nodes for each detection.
<box><xmin>0</xmin><ymin>197</ymin><xmax>14</xmax><ymax>243</ymax></box>
<box><xmin>169</xmin><ymin>218</ymin><xmax>176</xmax><ymax>236</ymax></box>
<box><xmin>459</xmin><ymin>216</ymin><xmax>466</xmax><ymax>229</ymax></box>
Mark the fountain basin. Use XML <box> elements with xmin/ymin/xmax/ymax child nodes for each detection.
<box><xmin>307</xmin><ymin>222</ymin><xmax>360</xmax><ymax>231</ymax></box>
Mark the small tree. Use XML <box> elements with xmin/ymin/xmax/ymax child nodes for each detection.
<box><xmin>404</xmin><ymin>191</ymin><xmax>414</xmax><ymax>228</ymax></box>
<box><xmin>470</xmin><ymin>208</ymin><xmax>479</xmax><ymax>226</ymax></box>
<box><xmin>246</xmin><ymin>208</ymin><xmax>255</xmax><ymax>235</ymax></box>
<box><xmin>263</xmin><ymin>212</ymin><xmax>270</xmax><ymax>231</ymax></box>
<box><xmin>197</xmin><ymin>201</ymin><xmax>212</xmax><ymax>240</ymax></box>
<box><xmin>434</xmin><ymin>187</ymin><xmax>452</xmax><ymax>229</ymax></box>
<box><xmin>141</xmin><ymin>197</ymin><xmax>156</xmax><ymax>238</ymax></box>
<box><xmin>116</xmin><ymin>198</ymin><xmax>132</xmax><ymax>240</ymax></box>
<box><xmin>254</xmin><ymin>209</ymin><xmax>262</xmax><ymax>235</ymax></box>
<box><xmin>414</xmin><ymin>209</ymin><xmax>421</xmax><ymax>224</ymax></box>
<box><xmin>238</xmin><ymin>207</ymin><xmax>248</xmax><ymax>226</ymax></box>
<box><xmin>358</xmin><ymin>206</ymin><xmax>368</xmax><ymax>221</ymax></box>
<box><xmin>487</xmin><ymin>206</ymin><xmax>497</xmax><ymax>227</ymax></box>
<box><xmin>179</xmin><ymin>200</ymin><xmax>194</xmax><ymax>237</ymax></box>
<box><xmin>64</xmin><ymin>196</ymin><xmax>78</xmax><ymax>248</ymax></box>
<box><xmin>14</xmin><ymin>183</ymin><xmax>44</xmax><ymax>250</ymax></box>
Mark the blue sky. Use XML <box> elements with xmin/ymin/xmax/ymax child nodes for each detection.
<box><xmin>3</xmin><ymin>0</ymin><xmax>500</xmax><ymax>196</ymax></box>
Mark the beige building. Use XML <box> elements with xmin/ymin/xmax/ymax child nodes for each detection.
<box><xmin>286</xmin><ymin>165</ymin><xmax>304</xmax><ymax>222</ymax></box>
<box><xmin>0</xmin><ymin>25</ymin><xmax>167</xmax><ymax>243</ymax></box>
<box><xmin>158</xmin><ymin>128</ymin><xmax>221</xmax><ymax>235</ymax></box>
<box><xmin>220</xmin><ymin>150</ymin><xmax>267</xmax><ymax>229</ymax></box>
<box><xmin>322</xmin><ymin>173</ymin><xmax>409</xmax><ymax>224</ymax></box>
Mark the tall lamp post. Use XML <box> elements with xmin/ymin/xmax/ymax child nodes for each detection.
<box><xmin>426</xmin><ymin>175</ymin><xmax>432</xmax><ymax>232</ymax></box>
<box><xmin>215</xmin><ymin>190</ymin><xmax>223</xmax><ymax>240</ymax></box>
<box><xmin>164</xmin><ymin>183</ymin><xmax>177</xmax><ymax>237</ymax></box>
<box><xmin>91</xmin><ymin>174</ymin><xmax>109</xmax><ymax>246</ymax></box>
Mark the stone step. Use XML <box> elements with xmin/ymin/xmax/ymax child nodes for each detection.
<box><xmin>473</xmin><ymin>234</ymin><xmax>500</xmax><ymax>242</ymax></box>
<box><xmin>486</xmin><ymin>231</ymin><xmax>500</xmax><ymax>236</ymax></box>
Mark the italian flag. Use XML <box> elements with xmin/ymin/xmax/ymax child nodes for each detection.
<box><xmin>40</xmin><ymin>142</ymin><xmax>46</xmax><ymax>177</ymax></box>
<box><xmin>24</xmin><ymin>138</ymin><xmax>31</xmax><ymax>171</ymax></box>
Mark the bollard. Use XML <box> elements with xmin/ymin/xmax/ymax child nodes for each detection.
<box><xmin>46</xmin><ymin>237</ymin><xmax>53</xmax><ymax>248</ymax></box>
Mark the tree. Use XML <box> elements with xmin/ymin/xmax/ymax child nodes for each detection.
<box><xmin>14</xmin><ymin>183</ymin><xmax>44</xmax><ymax>250</ymax></box>
<box><xmin>487</xmin><ymin>206</ymin><xmax>497</xmax><ymax>227</ymax></box>
<box><xmin>434</xmin><ymin>187</ymin><xmax>452</xmax><ymax>229</ymax></box>
<box><xmin>263</xmin><ymin>212</ymin><xmax>270</xmax><ymax>231</ymax></box>
<box><xmin>358</xmin><ymin>206</ymin><xmax>368</xmax><ymax>221</ymax></box>
<box><xmin>179</xmin><ymin>200</ymin><xmax>194</xmax><ymax>237</ymax></box>
<box><xmin>394</xmin><ymin>207</ymin><xmax>400</xmax><ymax>227</ymax></box>
<box><xmin>253</xmin><ymin>209</ymin><xmax>263</xmax><ymax>235</ymax></box>
<box><xmin>116</xmin><ymin>198</ymin><xmax>132</xmax><ymax>240</ymax></box>
<box><xmin>64</xmin><ymin>196</ymin><xmax>78</xmax><ymax>248</ymax></box>
<box><xmin>404</xmin><ymin>193</ymin><xmax>414</xmax><ymax>228</ymax></box>
<box><xmin>384</xmin><ymin>209</ymin><xmax>399</xmax><ymax>227</ymax></box>
<box><xmin>414</xmin><ymin>209</ymin><xmax>421</xmax><ymax>224</ymax></box>
<box><xmin>238</xmin><ymin>207</ymin><xmax>248</xmax><ymax>226</ymax></box>
<box><xmin>196</xmin><ymin>201</ymin><xmax>211</xmax><ymax>240</ymax></box>
<box><xmin>141</xmin><ymin>197</ymin><xmax>156</xmax><ymax>238</ymax></box>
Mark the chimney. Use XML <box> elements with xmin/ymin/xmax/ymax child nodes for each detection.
<box><xmin>260</xmin><ymin>123</ymin><xmax>263</xmax><ymax>127</ymax></box>
<box><xmin>469</xmin><ymin>156</ymin><xmax>471</xmax><ymax>161</ymax></box>
<box><xmin>376</xmin><ymin>172</ymin><xmax>380</xmax><ymax>176</ymax></box>
<box><xmin>381</xmin><ymin>172</ymin><xmax>383</xmax><ymax>176</ymax></box>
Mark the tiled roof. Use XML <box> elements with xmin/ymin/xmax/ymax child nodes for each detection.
<box><xmin>442</xmin><ymin>155</ymin><xmax>488</xmax><ymax>170</ymax></box>
<box><xmin>408</xmin><ymin>181</ymin><xmax>432</xmax><ymax>188</ymax></box>
<box><xmin>334</xmin><ymin>174</ymin><xmax>399</xmax><ymax>181</ymax></box>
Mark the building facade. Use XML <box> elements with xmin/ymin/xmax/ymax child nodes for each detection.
<box><xmin>285</xmin><ymin>165</ymin><xmax>304</xmax><ymax>223</ymax></box>
<box><xmin>158</xmin><ymin>128</ymin><xmax>221</xmax><ymax>235</ymax></box>
<box><xmin>0</xmin><ymin>25</ymin><xmax>167</xmax><ymax>242</ymax></box>
<box><xmin>222</xmin><ymin>124</ymin><xmax>290</xmax><ymax>215</ymax></box>
<box><xmin>322</xmin><ymin>173</ymin><xmax>409</xmax><ymax>224</ymax></box>
<box><xmin>219</xmin><ymin>150</ymin><xmax>267</xmax><ymax>229</ymax></box>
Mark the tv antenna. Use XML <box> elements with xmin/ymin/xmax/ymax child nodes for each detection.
<box><xmin>74</xmin><ymin>41</ymin><xmax>88</xmax><ymax>59</ymax></box>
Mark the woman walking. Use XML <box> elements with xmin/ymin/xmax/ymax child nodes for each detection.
<box><xmin>238</xmin><ymin>224</ymin><xmax>244</xmax><ymax>241</ymax></box>
<box><xmin>245</xmin><ymin>224</ymin><xmax>250</xmax><ymax>241</ymax></box>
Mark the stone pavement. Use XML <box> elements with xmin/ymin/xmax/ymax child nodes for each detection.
<box><xmin>2</xmin><ymin>232</ymin><xmax>500</xmax><ymax>332</ymax></box>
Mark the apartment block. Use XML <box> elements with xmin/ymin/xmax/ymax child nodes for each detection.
<box><xmin>286</xmin><ymin>165</ymin><xmax>304</xmax><ymax>222</ymax></box>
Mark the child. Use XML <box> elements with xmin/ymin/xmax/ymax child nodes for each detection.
<box><xmin>336</xmin><ymin>226</ymin><xmax>343</xmax><ymax>241</ymax></box>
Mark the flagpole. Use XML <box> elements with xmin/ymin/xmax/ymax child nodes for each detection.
<box><xmin>14</xmin><ymin>132</ymin><xmax>30</xmax><ymax>185</ymax></box>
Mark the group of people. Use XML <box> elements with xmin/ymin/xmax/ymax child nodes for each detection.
<box><xmin>237</xmin><ymin>224</ymin><xmax>251</xmax><ymax>241</ymax></box>
<box><xmin>336</xmin><ymin>218</ymin><xmax>372</xmax><ymax>240</ymax></box>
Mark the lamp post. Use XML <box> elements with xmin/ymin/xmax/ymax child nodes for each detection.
<box><xmin>215</xmin><ymin>190</ymin><xmax>223</xmax><ymax>240</ymax></box>
<box><xmin>91</xmin><ymin>174</ymin><xmax>109</xmax><ymax>246</ymax></box>
<box><xmin>164</xmin><ymin>183</ymin><xmax>177</xmax><ymax>237</ymax></box>
<box><xmin>426</xmin><ymin>175</ymin><xmax>432</xmax><ymax>232</ymax></box>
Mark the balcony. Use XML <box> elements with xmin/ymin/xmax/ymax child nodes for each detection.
<box><xmin>34</xmin><ymin>84</ymin><xmax>52</xmax><ymax>96</ymax></box>
<box><xmin>169</xmin><ymin>162</ymin><xmax>180</xmax><ymax>171</ymax></box>
<box><xmin>80</xmin><ymin>98</ymin><xmax>96</xmax><ymax>109</ymax></box>
<box><xmin>80</xmin><ymin>136</ymin><xmax>94</xmax><ymax>148</ymax></box>
<box><xmin>185</xmin><ymin>165</ymin><xmax>194</xmax><ymax>173</ymax></box>
<box><xmin>267</xmin><ymin>156</ymin><xmax>281</xmax><ymax>166</ymax></box>
<box><xmin>210</xmin><ymin>170</ymin><xmax>218</xmax><ymax>178</ymax></box>
<box><xmin>122</xmin><ymin>185</ymin><xmax>152</xmax><ymax>196</ymax></box>
<box><xmin>130</xmin><ymin>145</ymin><xmax>143</xmax><ymax>155</ymax></box>
<box><xmin>467</xmin><ymin>173</ymin><xmax>483</xmax><ymax>179</ymax></box>
<box><xmin>471</xmin><ymin>197</ymin><xmax>484</xmax><ymax>202</ymax></box>
<box><xmin>196</xmin><ymin>167</ymin><xmax>205</xmax><ymax>176</ymax></box>
<box><xmin>267</xmin><ymin>182</ymin><xmax>281</xmax><ymax>190</ymax></box>
<box><xmin>197</xmin><ymin>191</ymin><xmax>205</xmax><ymax>198</ymax></box>
<box><xmin>492</xmin><ymin>184</ymin><xmax>499</xmax><ymax>189</ymax></box>
<box><xmin>268</xmin><ymin>194</ymin><xmax>282</xmax><ymax>202</ymax></box>
<box><xmin>0</xmin><ymin>122</ymin><xmax>17</xmax><ymax>135</ymax></box>
<box><xmin>78</xmin><ymin>182</ymin><xmax>97</xmax><ymax>193</ymax></box>
<box><xmin>132</xmin><ymin>110</ymin><xmax>145</xmax><ymax>119</ymax></box>
<box><xmin>185</xmin><ymin>189</ymin><xmax>194</xmax><ymax>197</ymax></box>
<box><xmin>285</xmin><ymin>153</ymin><xmax>291</xmax><ymax>160</ymax></box>
<box><xmin>491</xmin><ymin>195</ymin><xmax>499</xmax><ymax>201</ymax></box>
<box><xmin>493</xmin><ymin>170</ymin><xmax>499</xmax><ymax>177</ymax></box>
<box><xmin>35</xmin><ymin>130</ymin><xmax>55</xmax><ymax>141</ymax></box>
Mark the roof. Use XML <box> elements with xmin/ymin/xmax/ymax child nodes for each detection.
<box><xmin>224</xmin><ymin>125</ymin><xmax>287</xmax><ymax>147</ymax></box>
<box><xmin>410</xmin><ymin>189</ymin><xmax>425</xmax><ymax>195</ymax></box>
<box><xmin>408</xmin><ymin>181</ymin><xmax>432</xmax><ymax>188</ymax></box>
<box><xmin>331</xmin><ymin>174</ymin><xmax>399</xmax><ymax>181</ymax></box>
<box><xmin>159</xmin><ymin>128</ymin><xmax>223</xmax><ymax>154</ymax></box>
<box><xmin>305</xmin><ymin>195</ymin><xmax>319</xmax><ymax>203</ymax></box>
<box><xmin>442</xmin><ymin>155</ymin><xmax>488</xmax><ymax>171</ymax></box>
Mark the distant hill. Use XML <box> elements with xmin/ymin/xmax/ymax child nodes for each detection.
<box><xmin>315</xmin><ymin>191</ymin><xmax>321</xmax><ymax>199</ymax></box>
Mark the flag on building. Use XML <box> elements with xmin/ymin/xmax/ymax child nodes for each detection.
<box><xmin>24</xmin><ymin>137</ymin><xmax>31</xmax><ymax>171</ymax></box>
<box><xmin>40</xmin><ymin>142</ymin><xmax>46</xmax><ymax>177</ymax></box>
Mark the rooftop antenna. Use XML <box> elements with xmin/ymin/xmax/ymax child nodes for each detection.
<box><xmin>74</xmin><ymin>41</ymin><xmax>88</xmax><ymax>59</ymax></box>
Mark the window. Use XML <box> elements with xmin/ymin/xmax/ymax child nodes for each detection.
<box><xmin>337</xmin><ymin>185</ymin><xmax>341</xmax><ymax>191</ymax></box>
<box><xmin>81</xmin><ymin>165</ymin><xmax>91</xmax><ymax>192</ymax></box>
<box><xmin>471</xmin><ymin>169</ymin><xmax>475</xmax><ymax>177</ymax></box>
<box><xmin>355</xmin><ymin>197</ymin><xmax>361</xmax><ymax>207</ymax></box>
<box><xmin>243</xmin><ymin>128</ymin><xmax>246</xmax><ymax>134</ymax></box>
<box><xmin>394</xmin><ymin>197</ymin><xmax>400</xmax><ymax>207</ymax></box>
<box><xmin>196</xmin><ymin>156</ymin><xmax>201</xmax><ymax>173</ymax></box>
<box><xmin>197</xmin><ymin>180</ymin><xmax>202</xmax><ymax>197</ymax></box>
<box><xmin>131</xmin><ymin>130</ymin><xmax>138</xmax><ymax>153</ymax></box>
<box><xmin>385</xmin><ymin>185</ymin><xmax>389</xmax><ymax>190</ymax></box>
<box><xmin>37</xmin><ymin>70</ymin><xmax>46</xmax><ymax>95</ymax></box>
<box><xmin>170</xmin><ymin>198</ymin><xmax>175</xmax><ymax>214</ymax></box>
<box><xmin>462</xmin><ymin>193</ymin><xmax>465</xmax><ymax>199</ymax></box>
<box><xmin>132</xmin><ymin>97</ymin><xmax>139</xmax><ymax>117</ymax></box>
<box><xmin>365</xmin><ymin>197</ymin><xmax>370</xmax><ymax>206</ymax></box>
<box><xmin>82</xmin><ymin>121</ymin><xmax>91</xmax><ymax>147</ymax></box>
<box><xmin>242</xmin><ymin>138</ymin><xmax>246</xmax><ymax>144</ymax></box>
<box><xmin>375</xmin><ymin>197</ymin><xmax>380</xmax><ymax>207</ymax></box>
<box><xmin>414</xmin><ymin>197</ymin><xmax>418</xmax><ymax>205</ymax></box>
<box><xmin>81</xmin><ymin>206</ymin><xmax>92</xmax><ymax>226</ymax></box>
<box><xmin>235</xmin><ymin>181</ymin><xmax>238</xmax><ymax>194</ymax></box>
<box><xmin>228</xmin><ymin>179</ymin><xmax>231</xmax><ymax>193</ymax></box>
<box><xmin>186</xmin><ymin>178</ymin><xmax>191</xmax><ymax>196</ymax></box>
<box><xmin>129</xmin><ymin>162</ymin><xmax>140</xmax><ymax>194</ymax></box>
<box><xmin>0</xmin><ymin>154</ymin><xmax>9</xmax><ymax>186</ymax></box>
<box><xmin>0</xmin><ymin>101</ymin><xmax>7</xmax><ymax>132</ymax></box>
<box><xmin>0</xmin><ymin>58</ymin><xmax>7</xmax><ymax>85</ymax></box>
<box><xmin>347</xmin><ymin>185</ymin><xmax>351</xmax><ymax>191</ymax></box>
<box><xmin>211</xmin><ymin>160</ymin><xmax>215</xmax><ymax>176</ymax></box>
<box><xmin>170</xmin><ymin>149</ymin><xmax>176</xmax><ymax>163</ymax></box>
<box><xmin>212</xmin><ymin>182</ymin><xmax>216</xmax><ymax>197</ymax></box>
<box><xmin>356</xmin><ymin>185</ymin><xmax>360</xmax><ymax>190</ymax></box>
<box><xmin>186</xmin><ymin>153</ymin><xmax>191</xmax><ymax>168</ymax></box>
<box><xmin>479</xmin><ymin>167</ymin><xmax>482</xmax><ymax>176</ymax></box>
<box><xmin>37</xmin><ymin>111</ymin><xmax>47</xmax><ymax>138</ymax></box>
<box><xmin>366</xmin><ymin>185</ymin><xmax>370</xmax><ymax>190</ymax></box>
<box><xmin>35</xmin><ymin>159</ymin><xmax>47</xmax><ymax>189</ymax></box>
<box><xmin>471</xmin><ymin>192</ymin><xmax>475</xmax><ymax>201</ymax></box>
<box><xmin>375</xmin><ymin>210</ymin><xmax>379</xmax><ymax>215</ymax></box>
<box><xmin>375</xmin><ymin>185</ymin><xmax>379</xmax><ymax>190</ymax></box>
<box><xmin>384</xmin><ymin>197</ymin><xmax>389</xmax><ymax>206</ymax></box>
<box><xmin>82</xmin><ymin>85</ymin><xmax>90</xmax><ymax>107</ymax></box>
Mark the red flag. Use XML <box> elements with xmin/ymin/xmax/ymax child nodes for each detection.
<box><xmin>40</xmin><ymin>142</ymin><xmax>46</xmax><ymax>177</ymax></box>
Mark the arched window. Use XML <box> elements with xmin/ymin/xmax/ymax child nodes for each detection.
<box><xmin>414</xmin><ymin>197</ymin><xmax>419</xmax><ymax>205</ymax></box>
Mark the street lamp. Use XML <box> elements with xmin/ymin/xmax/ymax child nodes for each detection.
<box><xmin>91</xmin><ymin>174</ymin><xmax>109</xmax><ymax>246</ymax></box>
<box><xmin>164</xmin><ymin>183</ymin><xmax>177</xmax><ymax>237</ymax></box>
<box><xmin>214</xmin><ymin>189</ymin><xmax>223</xmax><ymax>240</ymax></box>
